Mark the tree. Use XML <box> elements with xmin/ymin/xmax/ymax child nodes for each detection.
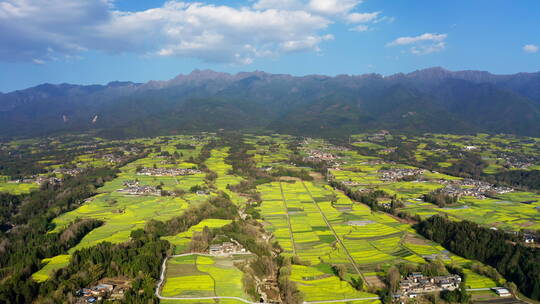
<box><xmin>386</xmin><ymin>266</ymin><xmax>401</xmax><ymax>292</ymax></box>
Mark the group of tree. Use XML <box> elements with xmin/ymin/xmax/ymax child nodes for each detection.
<box><xmin>422</xmin><ymin>190</ymin><xmax>458</xmax><ymax>208</ymax></box>
<box><xmin>416</xmin><ymin>215</ymin><xmax>540</xmax><ymax>300</ymax></box>
<box><xmin>0</xmin><ymin>167</ymin><xmax>121</xmax><ymax>303</ymax></box>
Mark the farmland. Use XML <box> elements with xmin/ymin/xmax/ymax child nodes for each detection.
<box><xmin>315</xmin><ymin>137</ymin><xmax>540</xmax><ymax>231</ymax></box>
<box><xmin>0</xmin><ymin>180</ymin><xmax>39</xmax><ymax>194</ymax></box>
<box><xmin>160</xmin><ymin>254</ymin><xmax>250</xmax><ymax>299</ymax></box>
<box><xmin>28</xmin><ymin>136</ymin><xmax>211</xmax><ymax>281</ymax></box>
<box><xmin>0</xmin><ymin>132</ymin><xmax>537</xmax><ymax>303</ymax></box>
<box><xmin>256</xmin><ymin>178</ymin><xmax>482</xmax><ymax>302</ymax></box>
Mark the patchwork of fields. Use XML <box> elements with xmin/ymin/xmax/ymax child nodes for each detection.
<box><xmin>31</xmin><ymin>144</ymin><xmax>208</xmax><ymax>281</ymax></box>
<box><xmin>325</xmin><ymin>149</ymin><xmax>540</xmax><ymax>231</ymax></box>
<box><xmin>255</xmin><ymin>179</ymin><xmax>487</xmax><ymax>302</ymax></box>
<box><xmin>3</xmin><ymin>133</ymin><xmax>528</xmax><ymax>302</ymax></box>
<box><xmin>160</xmin><ymin>254</ymin><xmax>250</xmax><ymax>299</ymax></box>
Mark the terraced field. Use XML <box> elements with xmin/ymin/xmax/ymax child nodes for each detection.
<box><xmin>256</xmin><ymin>179</ymin><xmax>475</xmax><ymax>302</ymax></box>
<box><xmin>30</xmin><ymin>145</ymin><xmax>208</xmax><ymax>281</ymax></box>
<box><xmin>162</xmin><ymin>219</ymin><xmax>233</xmax><ymax>254</ymax></box>
<box><xmin>0</xmin><ymin>181</ymin><xmax>39</xmax><ymax>194</ymax></box>
<box><xmin>160</xmin><ymin>254</ymin><xmax>251</xmax><ymax>300</ymax></box>
<box><xmin>206</xmin><ymin>148</ymin><xmax>246</xmax><ymax>205</ymax></box>
<box><xmin>328</xmin><ymin>155</ymin><xmax>540</xmax><ymax>231</ymax></box>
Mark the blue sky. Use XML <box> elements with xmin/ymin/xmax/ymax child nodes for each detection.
<box><xmin>0</xmin><ymin>0</ymin><xmax>539</xmax><ymax>92</ymax></box>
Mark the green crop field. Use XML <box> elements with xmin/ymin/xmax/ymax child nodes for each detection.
<box><xmin>0</xmin><ymin>181</ymin><xmax>39</xmax><ymax>194</ymax></box>
<box><xmin>162</xmin><ymin>219</ymin><xmax>233</xmax><ymax>254</ymax></box>
<box><xmin>31</xmin><ymin>255</ymin><xmax>71</xmax><ymax>283</ymax></box>
<box><xmin>254</xmin><ymin>177</ymin><xmax>477</xmax><ymax>301</ymax></box>
<box><xmin>4</xmin><ymin>132</ymin><xmax>531</xmax><ymax>303</ymax></box>
<box><xmin>29</xmin><ymin>140</ymin><xmax>209</xmax><ymax>281</ymax></box>
<box><xmin>206</xmin><ymin>148</ymin><xmax>246</xmax><ymax>205</ymax></box>
<box><xmin>161</xmin><ymin>254</ymin><xmax>250</xmax><ymax>299</ymax></box>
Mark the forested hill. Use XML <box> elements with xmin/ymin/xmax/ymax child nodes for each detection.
<box><xmin>2</xmin><ymin>67</ymin><xmax>540</xmax><ymax>138</ymax></box>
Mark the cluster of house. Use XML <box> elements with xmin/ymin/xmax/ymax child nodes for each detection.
<box><xmin>439</xmin><ymin>178</ymin><xmax>513</xmax><ymax>199</ymax></box>
<box><xmin>341</xmin><ymin>180</ymin><xmax>362</xmax><ymax>186</ymax></box>
<box><xmin>8</xmin><ymin>175</ymin><xmax>62</xmax><ymax>185</ymax></box>
<box><xmin>494</xmin><ymin>152</ymin><xmax>536</xmax><ymax>170</ymax></box>
<box><xmin>524</xmin><ymin>233</ymin><xmax>537</xmax><ymax>244</ymax></box>
<box><xmin>209</xmin><ymin>240</ymin><xmax>248</xmax><ymax>256</ymax></box>
<box><xmin>395</xmin><ymin>273</ymin><xmax>462</xmax><ymax>300</ymax></box>
<box><xmin>364</xmin><ymin>130</ymin><xmax>391</xmax><ymax>141</ymax></box>
<box><xmin>75</xmin><ymin>280</ymin><xmax>130</xmax><ymax>303</ymax></box>
<box><xmin>304</xmin><ymin>150</ymin><xmax>337</xmax><ymax>162</ymax></box>
<box><xmin>102</xmin><ymin>153</ymin><xmax>124</xmax><ymax>164</ymax></box>
<box><xmin>137</xmin><ymin>167</ymin><xmax>202</xmax><ymax>176</ymax></box>
<box><xmin>118</xmin><ymin>181</ymin><xmax>161</xmax><ymax>196</ymax></box>
<box><xmin>53</xmin><ymin>167</ymin><xmax>85</xmax><ymax>176</ymax></box>
<box><xmin>379</xmin><ymin>168</ymin><xmax>426</xmax><ymax>182</ymax></box>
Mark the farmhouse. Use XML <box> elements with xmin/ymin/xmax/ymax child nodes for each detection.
<box><xmin>209</xmin><ymin>240</ymin><xmax>248</xmax><ymax>256</ymax></box>
<box><xmin>397</xmin><ymin>273</ymin><xmax>461</xmax><ymax>299</ymax></box>
<box><xmin>118</xmin><ymin>181</ymin><xmax>160</xmax><ymax>196</ymax></box>
<box><xmin>492</xmin><ymin>287</ymin><xmax>511</xmax><ymax>297</ymax></box>
<box><xmin>76</xmin><ymin>279</ymin><xmax>130</xmax><ymax>303</ymax></box>
<box><xmin>524</xmin><ymin>234</ymin><xmax>536</xmax><ymax>243</ymax></box>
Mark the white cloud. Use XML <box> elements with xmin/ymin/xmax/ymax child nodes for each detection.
<box><xmin>387</xmin><ymin>33</ymin><xmax>447</xmax><ymax>46</ymax></box>
<box><xmin>346</xmin><ymin>11</ymin><xmax>379</xmax><ymax>23</ymax></box>
<box><xmin>350</xmin><ymin>25</ymin><xmax>369</xmax><ymax>32</ymax></box>
<box><xmin>523</xmin><ymin>44</ymin><xmax>539</xmax><ymax>53</ymax></box>
<box><xmin>0</xmin><ymin>0</ymin><xmax>338</xmax><ymax>64</ymax></box>
<box><xmin>307</xmin><ymin>0</ymin><xmax>361</xmax><ymax>15</ymax></box>
<box><xmin>387</xmin><ymin>33</ymin><xmax>447</xmax><ymax>55</ymax></box>
<box><xmin>252</xmin><ymin>0</ymin><xmax>303</xmax><ymax>10</ymax></box>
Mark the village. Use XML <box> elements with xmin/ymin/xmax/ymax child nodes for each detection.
<box><xmin>378</xmin><ymin>168</ymin><xmax>427</xmax><ymax>182</ymax></box>
<box><xmin>209</xmin><ymin>239</ymin><xmax>249</xmax><ymax>256</ymax></box>
<box><xmin>136</xmin><ymin>167</ymin><xmax>202</xmax><ymax>176</ymax></box>
<box><xmin>438</xmin><ymin>178</ymin><xmax>514</xmax><ymax>199</ymax></box>
<box><xmin>75</xmin><ymin>279</ymin><xmax>131</xmax><ymax>303</ymax></box>
<box><xmin>395</xmin><ymin>272</ymin><xmax>462</xmax><ymax>302</ymax></box>
<box><xmin>118</xmin><ymin>180</ymin><xmax>161</xmax><ymax>196</ymax></box>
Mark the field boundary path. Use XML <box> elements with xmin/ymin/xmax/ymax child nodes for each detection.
<box><xmin>156</xmin><ymin>253</ymin><xmax>265</xmax><ymax>304</ymax></box>
<box><xmin>301</xmin><ymin>181</ymin><xmax>369</xmax><ymax>287</ymax></box>
<box><xmin>279</xmin><ymin>181</ymin><xmax>297</xmax><ymax>254</ymax></box>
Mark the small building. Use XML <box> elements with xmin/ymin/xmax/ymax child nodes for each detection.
<box><xmin>209</xmin><ymin>245</ymin><xmax>221</xmax><ymax>254</ymax></box>
<box><xmin>492</xmin><ymin>287</ymin><xmax>511</xmax><ymax>297</ymax></box>
<box><xmin>94</xmin><ymin>283</ymin><xmax>114</xmax><ymax>293</ymax></box>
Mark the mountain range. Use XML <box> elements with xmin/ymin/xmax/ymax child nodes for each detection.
<box><xmin>1</xmin><ymin>67</ymin><xmax>540</xmax><ymax>138</ymax></box>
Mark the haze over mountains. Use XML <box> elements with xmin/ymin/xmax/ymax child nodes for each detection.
<box><xmin>1</xmin><ymin>67</ymin><xmax>540</xmax><ymax>139</ymax></box>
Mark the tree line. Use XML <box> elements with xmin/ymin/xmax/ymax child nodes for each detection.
<box><xmin>416</xmin><ymin>215</ymin><xmax>540</xmax><ymax>300</ymax></box>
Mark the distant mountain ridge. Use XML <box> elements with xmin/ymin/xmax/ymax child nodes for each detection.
<box><xmin>1</xmin><ymin>67</ymin><xmax>540</xmax><ymax>138</ymax></box>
